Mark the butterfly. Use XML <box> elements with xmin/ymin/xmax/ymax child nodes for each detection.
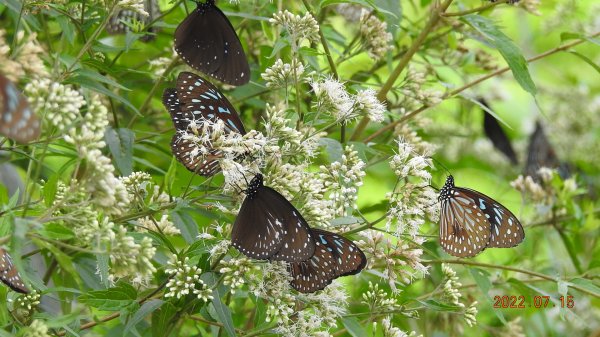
<box><xmin>174</xmin><ymin>0</ymin><xmax>250</xmax><ymax>86</ymax></box>
<box><xmin>0</xmin><ymin>248</ymin><xmax>29</xmax><ymax>294</ymax></box>
<box><xmin>288</xmin><ymin>228</ymin><xmax>366</xmax><ymax>293</ymax></box>
<box><xmin>438</xmin><ymin>175</ymin><xmax>524</xmax><ymax>257</ymax></box>
<box><xmin>0</xmin><ymin>74</ymin><xmax>40</xmax><ymax>144</ymax></box>
<box><xmin>106</xmin><ymin>0</ymin><xmax>162</xmax><ymax>42</ymax></box>
<box><xmin>480</xmin><ymin>99</ymin><xmax>518</xmax><ymax>165</ymax></box>
<box><xmin>163</xmin><ymin>72</ymin><xmax>246</xmax><ymax>176</ymax></box>
<box><xmin>231</xmin><ymin>174</ymin><xmax>315</xmax><ymax>262</ymax></box>
<box><xmin>524</xmin><ymin>121</ymin><xmax>570</xmax><ymax>181</ymax></box>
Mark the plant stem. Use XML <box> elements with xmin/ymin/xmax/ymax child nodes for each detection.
<box><xmin>363</xmin><ymin>30</ymin><xmax>600</xmax><ymax>143</ymax></box>
<box><xmin>351</xmin><ymin>0</ymin><xmax>454</xmax><ymax>141</ymax></box>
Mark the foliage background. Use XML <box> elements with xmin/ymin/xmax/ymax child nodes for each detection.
<box><xmin>0</xmin><ymin>0</ymin><xmax>599</xmax><ymax>336</ymax></box>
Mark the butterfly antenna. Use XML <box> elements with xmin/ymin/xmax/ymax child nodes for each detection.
<box><xmin>429</xmin><ymin>157</ymin><xmax>451</xmax><ymax>176</ymax></box>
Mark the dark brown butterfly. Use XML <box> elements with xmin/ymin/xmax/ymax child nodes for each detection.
<box><xmin>480</xmin><ymin>99</ymin><xmax>518</xmax><ymax>165</ymax></box>
<box><xmin>524</xmin><ymin>121</ymin><xmax>571</xmax><ymax>181</ymax></box>
<box><xmin>438</xmin><ymin>176</ymin><xmax>524</xmax><ymax>257</ymax></box>
<box><xmin>106</xmin><ymin>0</ymin><xmax>161</xmax><ymax>42</ymax></box>
<box><xmin>288</xmin><ymin>228</ymin><xmax>366</xmax><ymax>293</ymax></box>
<box><xmin>0</xmin><ymin>248</ymin><xmax>29</xmax><ymax>294</ymax></box>
<box><xmin>231</xmin><ymin>174</ymin><xmax>315</xmax><ymax>262</ymax></box>
<box><xmin>163</xmin><ymin>72</ymin><xmax>246</xmax><ymax>176</ymax></box>
<box><xmin>174</xmin><ymin>0</ymin><xmax>250</xmax><ymax>86</ymax></box>
<box><xmin>0</xmin><ymin>74</ymin><xmax>40</xmax><ymax>143</ymax></box>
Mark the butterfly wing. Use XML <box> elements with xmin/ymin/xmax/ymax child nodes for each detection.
<box><xmin>174</xmin><ymin>2</ymin><xmax>250</xmax><ymax>86</ymax></box>
<box><xmin>0</xmin><ymin>248</ymin><xmax>29</xmax><ymax>294</ymax></box>
<box><xmin>524</xmin><ymin>121</ymin><xmax>560</xmax><ymax>180</ymax></box>
<box><xmin>0</xmin><ymin>74</ymin><xmax>40</xmax><ymax>144</ymax></box>
<box><xmin>175</xmin><ymin>72</ymin><xmax>246</xmax><ymax>134</ymax></box>
<box><xmin>482</xmin><ymin>108</ymin><xmax>518</xmax><ymax>165</ymax></box>
<box><xmin>106</xmin><ymin>0</ymin><xmax>161</xmax><ymax>42</ymax></box>
<box><xmin>288</xmin><ymin>229</ymin><xmax>366</xmax><ymax>293</ymax></box>
<box><xmin>460</xmin><ymin>188</ymin><xmax>525</xmax><ymax>248</ymax></box>
<box><xmin>162</xmin><ymin>87</ymin><xmax>222</xmax><ymax>176</ymax></box>
<box><xmin>260</xmin><ymin>187</ymin><xmax>315</xmax><ymax>262</ymax></box>
<box><xmin>438</xmin><ymin>177</ymin><xmax>491</xmax><ymax>257</ymax></box>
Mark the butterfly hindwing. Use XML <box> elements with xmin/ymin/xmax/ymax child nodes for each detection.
<box><xmin>163</xmin><ymin>73</ymin><xmax>246</xmax><ymax>176</ymax></box>
<box><xmin>0</xmin><ymin>74</ymin><xmax>40</xmax><ymax>143</ymax></box>
<box><xmin>288</xmin><ymin>229</ymin><xmax>366</xmax><ymax>293</ymax></box>
<box><xmin>174</xmin><ymin>1</ymin><xmax>250</xmax><ymax>86</ymax></box>
<box><xmin>463</xmin><ymin>190</ymin><xmax>525</xmax><ymax>248</ymax></box>
<box><xmin>0</xmin><ymin>248</ymin><xmax>28</xmax><ymax>294</ymax></box>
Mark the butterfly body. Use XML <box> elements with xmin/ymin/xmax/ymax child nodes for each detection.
<box><xmin>174</xmin><ymin>0</ymin><xmax>250</xmax><ymax>85</ymax></box>
<box><xmin>163</xmin><ymin>72</ymin><xmax>245</xmax><ymax>176</ymax></box>
<box><xmin>0</xmin><ymin>74</ymin><xmax>40</xmax><ymax>143</ymax></box>
<box><xmin>231</xmin><ymin>174</ymin><xmax>315</xmax><ymax>262</ymax></box>
<box><xmin>288</xmin><ymin>228</ymin><xmax>366</xmax><ymax>293</ymax></box>
<box><xmin>0</xmin><ymin>248</ymin><xmax>29</xmax><ymax>294</ymax></box>
<box><xmin>438</xmin><ymin>176</ymin><xmax>524</xmax><ymax>257</ymax></box>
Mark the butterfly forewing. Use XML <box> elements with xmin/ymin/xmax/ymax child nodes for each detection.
<box><xmin>439</xmin><ymin>176</ymin><xmax>491</xmax><ymax>257</ymax></box>
<box><xmin>0</xmin><ymin>248</ymin><xmax>29</xmax><ymax>294</ymax></box>
<box><xmin>174</xmin><ymin>1</ymin><xmax>250</xmax><ymax>86</ymax></box>
<box><xmin>231</xmin><ymin>174</ymin><xmax>315</xmax><ymax>262</ymax></box>
<box><xmin>288</xmin><ymin>229</ymin><xmax>366</xmax><ymax>293</ymax></box>
<box><xmin>175</xmin><ymin>72</ymin><xmax>246</xmax><ymax>134</ymax></box>
<box><xmin>0</xmin><ymin>74</ymin><xmax>40</xmax><ymax>143</ymax></box>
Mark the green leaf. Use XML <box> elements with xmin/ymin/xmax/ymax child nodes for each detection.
<box><xmin>566</xmin><ymin>50</ymin><xmax>600</xmax><ymax>75</ymax></box>
<box><xmin>123</xmin><ymin>299</ymin><xmax>164</xmax><ymax>335</ymax></box>
<box><xmin>78</xmin><ymin>283</ymin><xmax>138</xmax><ymax>311</ymax></box>
<box><xmin>33</xmin><ymin>238</ymin><xmax>83</xmax><ymax>289</ymax></box>
<box><xmin>105</xmin><ymin>127</ymin><xmax>135</xmax><ymax>176</ymax></box>
<box><xmin>66</xmin><ymin>75</ymin><xmax>139</xmax><ymax>114</ymax></box>
<box><xmin>170</xmin><ymin>208</ymin><xmax>200</xmax><ymax>244</ymax></box>
<box><xmin>319</xmin><ymin>138</ymin><xmax>344</xmax><ymax>162</ymax></box>
<box><xmin>464</xmin><ymin>15</ymin><xmax>537</xmax><ymax>95</ymax></box>
<box><xmin>569</xmin><ymin>278</ymin><xmax>600</xmax><ymax>297</ymax></box>
<box><xmin>560</xmin><ymin>32</ymin><xmax>600</xmax><ymax>46</ymax></box>
<box><xmin>211</xmin><ymin>291</ymin><xmax>237</xmax><ymax>337</ymax></box>
<box><xmin>152</xmin><ymin>301</ymin><xmax>178</xmax><ymax>337</ymax></box>
<box><xmin>417</xmin><ymin>299</ymin><xmax>462</xmax><ymax>312</ymax></box>
<box><xmin>43</xmin><ymin>174</ymin><xmax>59</xmax><ymax>208</ymax></box>
<box><xmin>330</xmin><ymin>216</ymin><xmax>362</xmax><ymax>226</ymax></box>
<box><xmin>320</xmin><ymin>0</ymin><xmax>399</xmax><ymax>18</ymax></box>
<box><xmin>341</xmin><ymin>317</ymin><xmax>367</xmax><ymax>337</ymax></box>
<box><xmin>470</xmin><ymin>268</ymin><xmax>506</xmax><ymax>324</ymax></box>
<box><xmin>164</xmin><ymin>157</ymin><xmax>178</xmax><ymax>196</ymax></box>
<box><xmin>38</xmin><ymin>223</ymin><xmax>74</xmax><ymax>240</ymax></box>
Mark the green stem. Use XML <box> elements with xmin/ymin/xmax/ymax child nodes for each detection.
<box><xmin>351</xmin><ymin>0</ymin><xmax>454</xmax><ymax>141</ymax></box>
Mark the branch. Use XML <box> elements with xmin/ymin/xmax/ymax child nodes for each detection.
<box><xmin>351</xmin><ymin>0</ymin><xmax>454</xmax><ymax>141</ymax></box>
<box><xmin>363</xmin><ymin>31</ymin><xmax>600</xmax><ymax>143</ymax></box>
<box><xmin>424</xmin><ymin>259</ymin><xmax>600</xmax><ymax>298</ymax></box>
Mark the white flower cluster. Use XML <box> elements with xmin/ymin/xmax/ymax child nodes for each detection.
<box><xmin>114</xmin><ymin>0</ymin><xmax>149</xmax><ymax>16</ymax></box>
<box><xmin>22</xmin><ymin>319</ymin><xmax>51</xmax><ymax>337</ymax></box>
<box><xmin>511</xmin><ymin>168</ymin><xmax>580</xmax><ymax>218</ymax></box>
<box><xmin>136</xmin><ymin>215</ymin><xmax>180</xmax><ymax>235</ymax></box>
<box><xmin>320</xmin><ymin>145</ymin><xmax>366</xmax><ymax>217</ymax></box>
<box><xmin>263</xmin><ymin>104</ymin><xmax>322</xmax><ymax>160</ymax></box>
<box><xmin>270</xmin><ymin>10</ymin><xmax>320</xmax><ymax>50</ymax></box>
<box><xmin>0</xmin><ymin>30</ymin><xmax>47</xmax><ymax>81</ymax></box>
<box><xmin>108</xmin><ymin>225</ymin><xmax>157</xmax><ymax>285</ymax></box>
<box><xmin>464</xmin><ymin>301</ymin><xmax>478</xmax><ymax>327</ymax></box>
<box><xmin>359</xmin><ymin>10</ymin><xmax>393</xmax><ymax>61</ymax></box>
<box><xmin>358</xmin><ymin>230</ymin><xmax>428</xmax><ymax>292</ymax></box>
<box><xmin>218</xmin><ymin>256</ymin><xmax>257</xmax><ymax>292</ymax></box>
<box><xmin>311</xmin><ymin>77</ymin><xmax>357</xmax><ymax>123</ymax></box>
<box><xmin>441</xmin><ymin>264</ymin><xmax>463</xmax><ymax>307</ymax></box>
<box><xmin>165</xmin><ymin>256</ymin><xmax>213</xmax><ymax>301</ymax></box>
<box><xmin>336</xmin><ymin>4</ymin><xmax>363</xmax><ymax>22</ymax></box>
<box><xmin>381</xmin><ymin>317</ymin><xmax>422</xmax><ymax>337</ymax></box>
<box><xmin>14</xmin><ymin>290</ymin><xmax>41</xmax><ymax>312</ymax></box>
<box><xmin>24</xmin><ymin>78</ymin><xmax>85</xmax><ymax>131</ymax></box>
<box><xmin>400</xmin><ymin>69</ymin><xmax>443</xmax><ymax>109</ymax></box>
<box><xmin>249</xmin><ymin>262</ymin><xmax>295</xmax><ymax>324</ymax></box>
<box><xmin>517</xmin><ymin>0</ymin><xmax>541</xmax><ymax>16</ymax></box>
<box><xmin>355</xmin><ymin>89</ymin><xmax>386</xmax><ymax>123</ymax></box>
<box><xmin>387</xmin><ymin>139</ymin><xmax>437</xmax><ymax>237</ymax></box>
<box><xmin>261</xmin><ymin>59</ymin><xmax>306</xmax><ymax>88</ymax></box>
<box><xmin>362</xmin><ymin>281</ymin><xmax>400</xmax><ymax>313</ymax></box>
<box><xmin>311</xmin><ymin>77</ymin><xmax>387</xmax><ymax>124</ymax></box>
